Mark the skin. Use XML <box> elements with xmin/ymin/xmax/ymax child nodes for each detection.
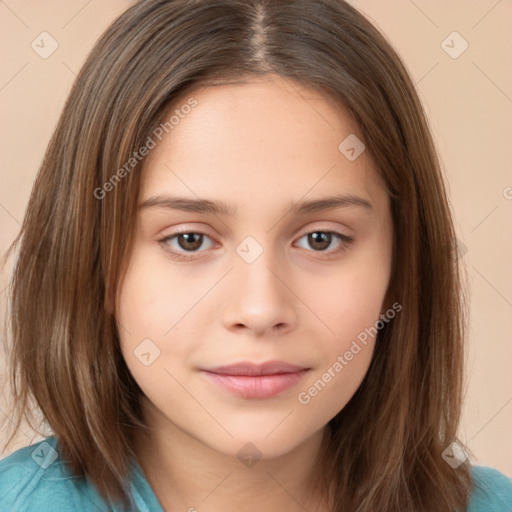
<box><xmin>115</xmin><ymin>74</ymin><xmax>394</xmax><ymax>511</ymax></box>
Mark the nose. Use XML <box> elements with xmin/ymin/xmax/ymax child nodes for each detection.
<box><xmin>221</xmin><ymin>251</ymin><xmax>297</xmax><ymax>338</ymax></box>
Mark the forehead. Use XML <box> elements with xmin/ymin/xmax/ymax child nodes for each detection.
<box><xmin>140</xmin><ymin>75</ymin><xmax>386</xmax><ymax>212</ymax></box>
<box><xmin>161</xmin><ymin>75</ymin><xmax>360</xmax><ymax>151</ymax></box>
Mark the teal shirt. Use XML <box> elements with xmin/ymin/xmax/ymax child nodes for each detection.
<box><xmin>1</xmin><ymin>437</ymin><xmax>511</xmax><ymax>511</ymax></box>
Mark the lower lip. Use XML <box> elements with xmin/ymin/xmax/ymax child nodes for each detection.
<box><xmin>202</xmin><ymin>370</ymin><xmax>309</xmax><ymax>399</ymax></box>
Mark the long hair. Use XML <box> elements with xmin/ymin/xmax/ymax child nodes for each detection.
<box><xmin>3</xmin><ymin>0</ymin><xmax>472</xmax><ymax>509</ymax></box>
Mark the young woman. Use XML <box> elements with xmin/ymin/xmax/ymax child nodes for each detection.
<box><xmin>1</xmin><ymin>0</ymin><xmax>511</xmax><ymax>510</ymax></box>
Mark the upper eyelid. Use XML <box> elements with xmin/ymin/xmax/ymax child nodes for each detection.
<box><xmin>163</xmin><ymin>220</ymin><xmax>352</xmax><ymax>238</ymax></box>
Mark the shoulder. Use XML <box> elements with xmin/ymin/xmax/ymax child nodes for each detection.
<box><xmin>0</xmin><ymin>436</ymin><xmax>110</xmax><ymax>511</ymax></box>
<box><xmin>467</xmin><ymin>465</ymin><xmax>512</xmax><ymax>511</ymax></box>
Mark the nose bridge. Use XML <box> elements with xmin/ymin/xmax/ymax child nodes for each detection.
<box><xmin>236</xmin><ymin>237</ymin><xmax>285</xmax><ymax>306</ymax></box>
<box><xmin>221</xmin><ymin>235</ymin><xmax>297</xmax><ymax>335</ymax></box>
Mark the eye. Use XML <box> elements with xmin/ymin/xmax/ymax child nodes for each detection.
<box><xmin>159</xmin><ymin>231</ymin><xmax>216</xmax><ymax>260</ymax></box>
<box><xmin>294</xmin><ymin>231</ymin><xmax>353</xmax><ymax>255</ymax></box>
<box><xmin>159</xmin><ymin>229</ymin><xmax>354</xmax><ymax>261</ymax></box>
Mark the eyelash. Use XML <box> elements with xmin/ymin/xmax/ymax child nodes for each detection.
<box><xmin>158</xmin><ymin>229</ymin><xmax>354</xmax><ymax>261</ymax></box>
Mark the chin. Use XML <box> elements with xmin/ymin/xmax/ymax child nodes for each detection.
<box><xmin>202</xmin><ymin>422</ymin><xmax>321</xmax><ymax>462</ymax></box>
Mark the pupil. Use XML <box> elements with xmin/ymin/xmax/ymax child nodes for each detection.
<box><xmin>176</xmin><ymin>232</ymin><xmax>333</xmax><ymax>252</ymax></box>
<box><xmin>309</xmin><ymin>232</ymin><xmax>331</xmax><ymax>251</ymax></box>
<box><xmin>179</xmin><ymin>233</ymin><xmax>203</xmax><ymax>251</ymax></box>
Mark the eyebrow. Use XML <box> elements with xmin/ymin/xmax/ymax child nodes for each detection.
<box><xmin>138</xmin><ymin>193</ymin><xmax>373</xmax><ymax>216</ymax></box>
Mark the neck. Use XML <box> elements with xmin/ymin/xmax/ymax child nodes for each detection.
<box><xmin>134</xmin><ymin>402</ymin><xmax>332</xmax><ymax>512</ymax></box>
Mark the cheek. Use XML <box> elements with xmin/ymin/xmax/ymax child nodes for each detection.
<box><xmin>116</xmin><ymin>246</ymin><xmax>204</xmax><ymax>341</ymax></box>
<box><xmin>296</xmin><ymin>278</ymin><xmax>384</xmax><ymax>423</ymax></box>
<box><xmin>296</xmin><ymin>246</ymin><xmax>390</xmax><ymax>416</ymax></box>
<box><xmin>311</xmin><ymin>261</ymin><xmax>391</xmax><ymax>344</ymax></box>
<box><xmin>115</xmin><ymin>263</ymin><xmax>187</xmax><ymax>413</ymax></box>
<box><xmin>296</xmin><ymin>347</ymin><xmax>373</xmax><ymax>431</ymax></box>
<box><xmin>115</xmin><ymin>247</ymin><xmax>216</xmax><ymax>389</ymax></box>
<box><xmin>116</xmin><ymin>249</ymin><xmax>175</xmax><ymax>377</ymax></box>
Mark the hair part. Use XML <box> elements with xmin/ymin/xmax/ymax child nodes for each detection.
<box><xmin>3</xmin><ymin>0</ymin><xmax>472</xmax><ymax>509</ymax></box>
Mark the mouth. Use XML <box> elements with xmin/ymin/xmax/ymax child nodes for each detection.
<box><xmin>200</xmin><ymin>361</ymin><xmax>310</xmax><ymax>399</ymax></box>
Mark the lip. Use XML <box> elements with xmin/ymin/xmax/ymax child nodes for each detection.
<box><xmin>201</xmin><ymin>361</ymin><xmax>310</xmax><ymax>399</ymax></box>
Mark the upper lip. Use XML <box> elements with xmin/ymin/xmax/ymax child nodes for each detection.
<box><xmin>203</xmin><ymin>361</ymin><xmax>309</xmax><ymax>376</ymax></box>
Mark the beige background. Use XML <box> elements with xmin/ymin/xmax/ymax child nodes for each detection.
<box><xmin>1</xmin><ymin>0</ymin><xmax>511</xmax><ymax>476</ymax></box>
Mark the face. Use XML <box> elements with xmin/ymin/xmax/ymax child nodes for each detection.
<box><xmin>115</xmin><ymin>75</ymin><xmax>393</xmax><ymax>460</ymax></box>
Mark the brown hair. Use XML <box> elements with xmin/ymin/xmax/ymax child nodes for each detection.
<box><xmin>3</xmin><ymin>0</ymin><xmax>472</xmax><ymax>509</ymax></box>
